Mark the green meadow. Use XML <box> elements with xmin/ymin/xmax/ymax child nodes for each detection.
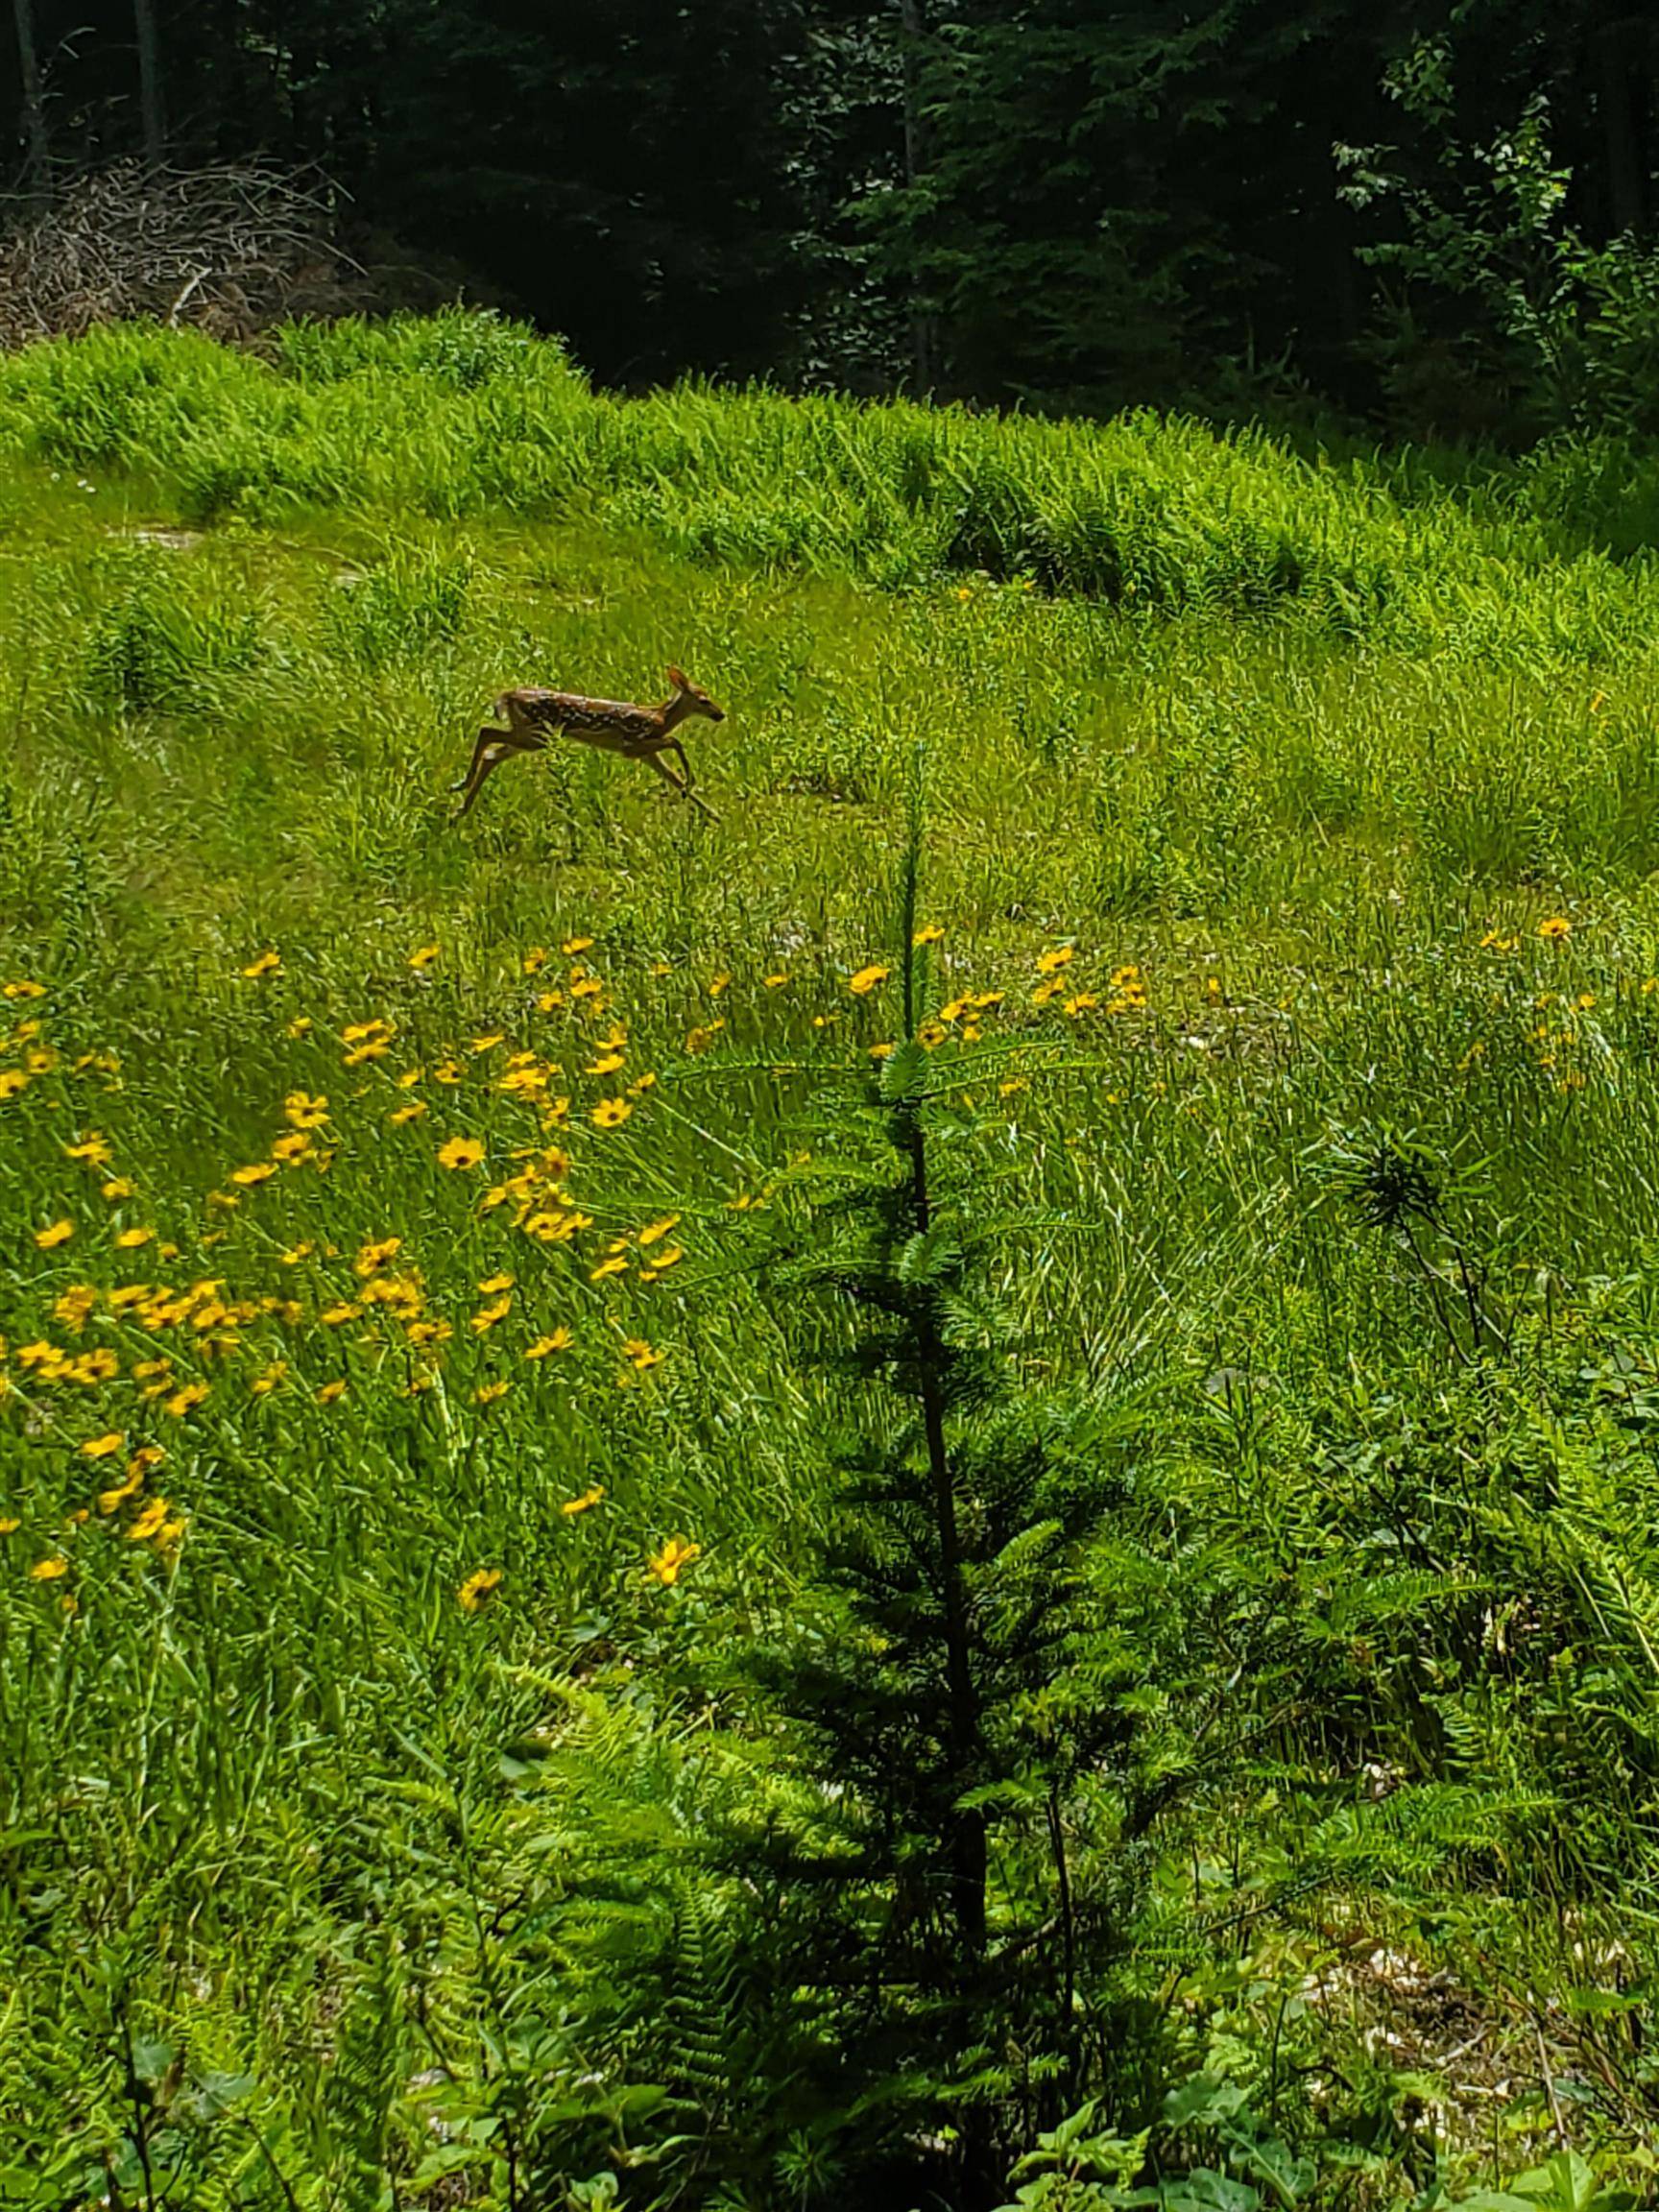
<box><xmin>6</xmin><ymin>314</ymin><xmax>1659</xmax><ymax>2209</ymax></box>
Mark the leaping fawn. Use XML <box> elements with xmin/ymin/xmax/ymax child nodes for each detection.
<box><xmin>452</xmin><ymin>665</ymin><xmax>725</xmax><ymax>822</ymax></box>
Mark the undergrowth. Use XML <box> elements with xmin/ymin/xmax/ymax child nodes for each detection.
<box><xmin>2</xmin><ymin>320</ymin><xmax>1659</xmax><ymax>2207</ymax></box>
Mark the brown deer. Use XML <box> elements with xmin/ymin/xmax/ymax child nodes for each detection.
<box><xmin>452</xmin><ymin>666</ymin><xmax>725</xmax><ymax>822</ymax></box>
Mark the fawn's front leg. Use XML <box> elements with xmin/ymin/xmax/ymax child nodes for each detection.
<box><xmin>642</xmin><ymin>748</ymin><xmax>689</xmax><ymax>796</ymax></box>
<box><xmin>643</xmin><ymin>747</ymin><xmax>720</xmax><ymax>821</ymax></box>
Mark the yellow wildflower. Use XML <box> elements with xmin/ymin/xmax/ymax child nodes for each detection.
<box><xmin>128</xmin><ymin>1499</ymin><xmax>168</xmax><ymax>1542</ymax></box>
<box><xmin>912</xmin><ymin>923</ymin><xmax>946</xmax><ymax>947</ymax></box>
<box><xmin>251</xmin><ymin>1362</ymin><xmax>287</xmax><ymax>1397</ymax></box>
<box><xmin>437</xmin><ymin>1136</ymin><xmax>485</xmax><ymax>1170</ymax></box>
<box><xmin>3</xmin><ymin>978</ymin><xmax>46</xmax><ymax>999</ymax></box>
<box><xmin>63</xmin><ymin>1134</ymin><xmax>111</xmax><ymax>1166</ymax></box>
<box><xmin>97</xmin><ymin>1468</ymin><xmax>144</xmax><ymax>1513</ymax></box>
<box><xmin>241</xmin><ymin>950</ymin><xmax>281</xmax><ymax>979</ymax></box>
<box><xmin>114</xmin><ymin>1226</ymin><xmax>155</xmax><ymax>1249</ymax></box>
<box><xmin>1538</xmin><ymin>916</ymin><xmax>1572</xmax><ymax>942</ymax></box>
<box><xmin>647</xmin><ymin>1536</ymin><xmax>701</xmax><ymax>1586</ymax></box>
<box><xmin>230</xmin><ymin>1162</ymin><xmax>277</xmax><ymax>1187</ymax></box>
<box><xmin>163</xmin><ymin>1382</ymin><xmax>209</xmax><ymax>1418</ymax></box>
<box><xmin>390</xmin><ymin>1101</ymin><xmax>428</xmax><ymax>1125</ymax></box>
<box><xmin>30</xmin><ymin>1556</ymin><xmax>68</xmax><ymax>1581</ymax></box>
<box><xmin>285</xmin><ymin>1091</ymin><xmax>329</xmax><ymax>1130</ymax></box>
<box><xmin>54</xmin><ymin>1285</ymin><xmax>96</xmax><ymax>1330</ymax></box>
<box><xmin>0</xmin><ymin>1070</ymin><xmax>29</xmax><ymax>1100</ymax></box>
<box><xmin>524</xmin><ymin>1330</ymin><xmax>574</xmax><ymax>1359</ymax></box>
<box><xmin>471</xmin><ymin>1296</ymin><xmax>513</xmax><ymax>1334</ymax></box>
<box><xmin>35</xmin><ymin>1219</ymin><xmax>73</xmax><ymax>1249</ymax></box>
<box><xmin>622</xmin><ymin>1338</ymin><xmax>661</xmax><ymax>1371</ymax></box>
<box><xmin>101</xmin><ymin>1177</ymin><xmax>134</xmax><ymax>1201</ymax></box>
<box><xmin>473</xmin><ymin>1379</ymin><xmax>510</xmax><ymax>1406</ymax></box>
<box><xmin>849</xmin><ymin>964</ymin><xmax>890</xmax><ymax>996</ymax></box>
<box><xmin>589</xmin><ymin>1255</ymin><xmax>629</xmax><ymax>1283</ymax></box>
<box><xmin>457</xmin><ymin>1565</ymin><xmax>503</xmax><ymax>1613</ymax></box>
<box><xmin>764</xmin><ymin>972</ymin><xmax>790</xmax><ymax>989</ymax></box>
<box><xmin>561</xmin><ymin>936</ymin><xmax>593</xmax><ymax>956</ymax></box>
<box><xmin>562</xmin><ymin>1485</ymin><xmax>604</xmax><ymax>1516</ymax></box>
<box><xmin>1036</xmin><ymin>946</ymin><xmax>1075</xmax><ymax>975</ymax></box>
<box><xmin>469</xmin><ymin>1034</ymin><xmax>505</xmax><ymax>1055</ymax></box>
<box><xmin>586</xmin><ymin>1051</ymin><xmax>625</xmax><ymax>1076</ymax></box>
<box><xmin>523</xmin><ymin>946</ymin><xmax>548</xmax><ymax>974</ymax></box>
<box><xmin>79</xmin><ymin>1431</ymin><xmax>125</xmax><ymax>1459</ymax></box>
<box><xmin>316</xmin><ymin>1380</ymin><xmax>348</xmax><ymax>1406</ymax></box>
<box><xmin>408</xmin><ymin>944</ymin><xmax>441</xmax><ymax>970</ymax></box>
<box><xmin>355</xmin><ymin>1236</ymin><xmax>403</xmax><ymax>1276</ymax></box>
<box><xmin>591</xmin><ymin>1097</ymin><xmax>632</xmax><ymax>1130</ymax></box>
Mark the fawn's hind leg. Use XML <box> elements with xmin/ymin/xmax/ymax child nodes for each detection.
<box><xmin>452</xmin><ymin>724</ymin><xmax>505</xmax><ymax>793</ymax></box>
<box><xmin>454</xmin><ymin>725</ymin><xmax>538</xmax><ymax>819</ymax></box>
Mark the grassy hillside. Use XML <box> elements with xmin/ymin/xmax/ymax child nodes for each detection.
<box><xmin>5</xmin><ymin>317</ymin><xmax>1659</xmax><ymax>2210</ymax></box>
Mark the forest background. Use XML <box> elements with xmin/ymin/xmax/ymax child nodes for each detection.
<box><xmin>4</xmin><ymin>0</ymin><xmax>1658</xmax><ymax>444</ymax></box>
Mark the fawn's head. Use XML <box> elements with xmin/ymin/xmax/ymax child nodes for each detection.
<box><xmin>667</xmin><ymin>665</ymin><xmax>725</xmax><ymax>722</ymax></box>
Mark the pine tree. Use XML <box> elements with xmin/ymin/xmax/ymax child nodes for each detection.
<box><xmin>740</xmin><ymin>825</ymin><xmax>1158</xmax><ymax>2205</ymax></box>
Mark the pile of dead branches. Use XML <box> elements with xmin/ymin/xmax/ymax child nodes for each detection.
<box><xmin>0</xmin><ymin>160</ymin><xmax>370</xmax><ymax>348</ymax></box>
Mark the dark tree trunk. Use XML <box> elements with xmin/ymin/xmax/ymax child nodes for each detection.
<box><xmin>12</xmin><ymin>0</ymin><xmax>49</xmax><ymax>201</ymax></box>
<box><xmin>1594</xmin><ymin>11</ymin><xmax>1649</xmax><ymax>235</ymax></box>
<box><xmin>133</xmin><ymin>0</ymin><xmax>166</xmax><ymax>164</ymax></box>
<box><xmin>898</xmin><ymin>0</ymin><xmax>934</xmax><ymax>389</ymax></box>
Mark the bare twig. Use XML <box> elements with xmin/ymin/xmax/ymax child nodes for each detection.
<box><xmin>0</xmin><ymin>159</ymin><xmax>364</xmax><ymax>348</ymax></box>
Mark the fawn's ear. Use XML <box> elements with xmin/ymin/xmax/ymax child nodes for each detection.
<box><xmin>666</xmin><ymin>664</ymin><xmax>688</xmax><ymax>690</ymax></box>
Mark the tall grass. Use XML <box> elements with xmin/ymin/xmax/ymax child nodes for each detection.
<box><xmin>2</xmin><ymin>311</ymin><xmax>1657</xmax><ymax>662</ymax></box>
<box><xmin>5</xmin><ymin>320</ymin><xmax>1659</xmax><ymax>2203</ymax></box>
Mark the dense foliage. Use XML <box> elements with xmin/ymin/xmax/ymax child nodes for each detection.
<box><xmin>6</xmin><ymin>321</ymin><xmax>1659</xmax><ymax>2202</ymax></box>
<box><xmin>3</xmin><ymin>1</ymin><xmax>1657</xmax><ymax>434</ymax></box>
